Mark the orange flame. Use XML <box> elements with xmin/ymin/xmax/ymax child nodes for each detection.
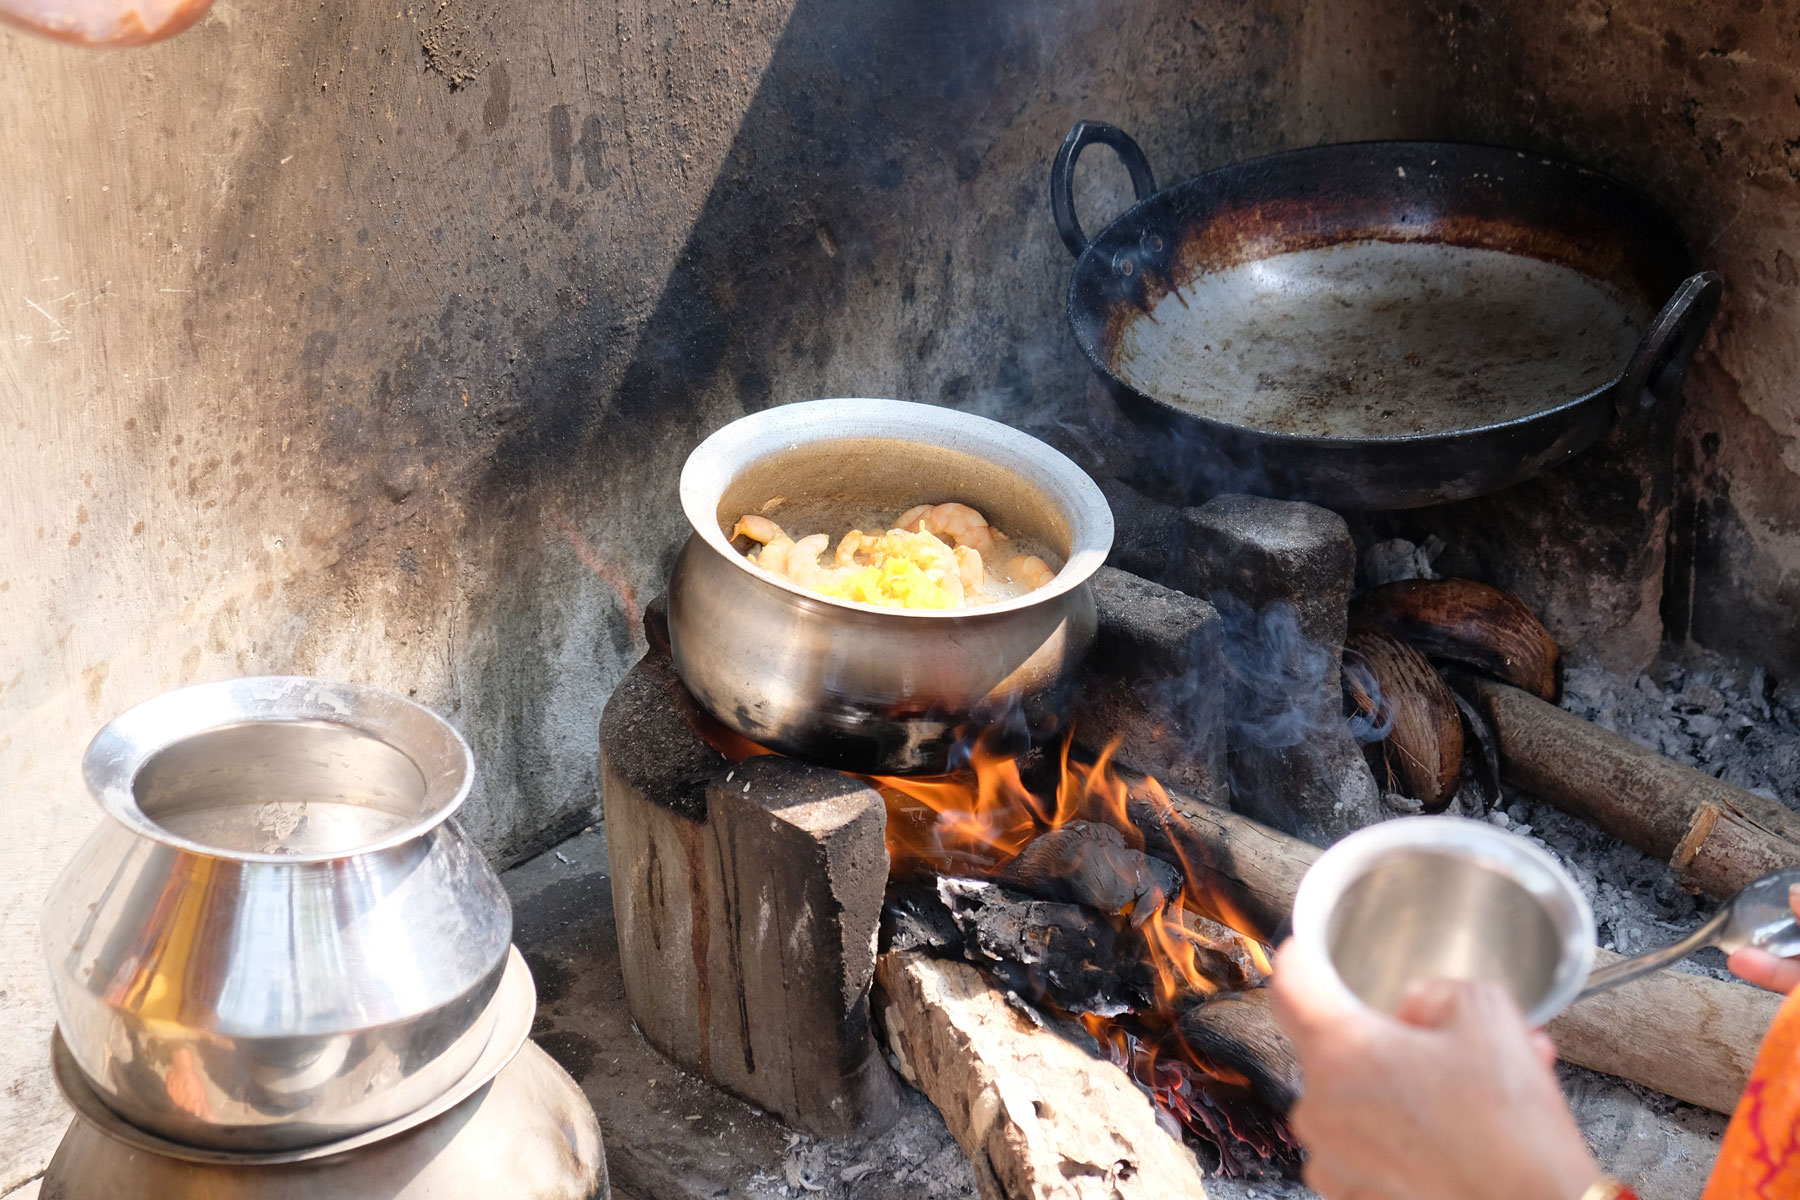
<box><xmin>873</xmin><ymin>735</ymin><xmax>1266</xmax><ymax>1012</ymax></box>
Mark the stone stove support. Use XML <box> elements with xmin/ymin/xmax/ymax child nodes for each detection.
<box><xmin>598</xmin><ymin>653</ymin><xmax>902</xmax><ymax>1138</ymax></box>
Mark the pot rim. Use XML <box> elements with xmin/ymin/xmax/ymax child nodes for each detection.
<box><xmin>1290</xmin><ymin>815</ymin><xmax>1597</xmax><ymax>1028</ymax></box>
<box><xmin>82</xmin><ymin>676</ymin><xmax>475</xmax><ymax>865</ymax></box>
<box><xmin>679</xmin><ymin>397</ymin><xmax>1114</xmax><ymax>619</ymax></box>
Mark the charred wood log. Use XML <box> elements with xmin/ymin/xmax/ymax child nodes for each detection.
<box><xmin>1106</xmin><ymin>768</ymin><xmax>1780</xmax><ymax>1116</ymax></box>
<box><xmin>1343</xmin><ymin>631</ymin><xmax>1464</xmax><ymax>810</ymax></box>
<box><xmin>1173</xmin><ymin>988</ymin><xmax>1302</xmax><ymax>1115</ymax></box>
<box><xmin>885</xmin><ymin>877</ymin><xmax>1139</xmax><ymax>1015</ymax></box>
<box><xmin>994</xmin><ymin>820</ymin><xmax>1181</xmax><ymax>920</ymax></box>
<box><xmin>1352</xmin><ymin>578</ymin><xmax>1561</xmax><ymax>701</ymax></box>
<box><xmin>1468</xmin><ymin>677</ymin><xmax>1800</xmax><ymax>898</ymax></box>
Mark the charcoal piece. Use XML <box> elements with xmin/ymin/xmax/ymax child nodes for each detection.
<box><xmin>880</xmin><ymin>881</ymin><xmax>965</xmax><ymax>957</ymax></box>
<box><xmin>993</xmin><ymin>820</ymin><xmax>1181</xmax><ymax>920</ymax></box>
<box><xmin>1173</xmin><ymin>989</ymin><xmax>1303</xmax><ymax>1115</ymax></box>
<box><xmin>934</xmin><ymin>877</ymin><xmax>1138</xmax><ymax>1015</ymax></box>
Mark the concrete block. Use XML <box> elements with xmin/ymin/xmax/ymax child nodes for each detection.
<box><xmin>1073</xmin><ymin>566</ymin><xmax>1228</xmax><ymax>805</ymax></box>
<box><xmin>599</xmin><ymin>653</ymin><xmax>900</xmax><ymax>1137</ymax></box>
<box><xmin>1097</xmin><ymin>477</ymin><xmax>1184</xmax><ymax>583</ymax></box>
<box><xmin>1165</xmin><ymin>495</ymin><xmax>1381</xmax><ymax>845</ymax></box>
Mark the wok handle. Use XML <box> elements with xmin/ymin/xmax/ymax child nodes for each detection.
<box><xmin>1615</xmin><ymin>270</ymin><xmax>1723</xmax><ymax>420</ymax></box>
<box><xmin>1050</xmin><ymin>120</ymin><xmax>1158</xmax><ymax>258</ymax></box>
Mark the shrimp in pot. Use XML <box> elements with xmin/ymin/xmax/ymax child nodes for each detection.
<box><xmin>894</xmin><ymin>502</ymin><xmax>997</xmax><ymax>555</ymax></box>
<box><xmin>734</xmin><ymin>515</ymin><xmax>794</xmax><ymax>578</ymax></box>
<box><xmin>835</xmin><ymin>530</ymin><xmax>873</xmax><ymax>568</ymax></box>
<box><xmin>1009</xmin><ymin>555</ymin><xmax>1055</xmax><ymax>589</ymax></box>
<box><xmin>954</xmin><ymin>545</ymin><xmax>985</xmax><ymax>597</ymax></box>
<box><xmin>784</xmin><ymin>533</ymin><xmax>837</xmax><ymax>590</ymax></box>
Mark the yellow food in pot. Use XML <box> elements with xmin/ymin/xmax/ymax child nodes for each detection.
<box><xmin>730</xmin><ymin>503</ymin><xmax>1057</xmax><ymax>610</ymax></box>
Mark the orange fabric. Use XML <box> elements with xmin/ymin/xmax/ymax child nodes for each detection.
<box><xmin>1704</xmin><ymin>987</ymin><xmax>1800</xmax><ymax>1199</ymax></box>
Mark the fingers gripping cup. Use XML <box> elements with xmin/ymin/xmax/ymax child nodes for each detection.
<box><xmin>1291</xmin><ymin>817</ymin><xmax>1597</xmax><ymax>1027</ymax></box>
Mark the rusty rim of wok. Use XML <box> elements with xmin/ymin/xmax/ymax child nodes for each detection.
<box><xmin>1050</xmin><ymin>123</ymin><xmax>1722</xmax><ymax>509</ymax></box>
<box><xmin>679</xmin><ymin>398</ymin><xmax>1114</xmax><ymax>617</ymax></box>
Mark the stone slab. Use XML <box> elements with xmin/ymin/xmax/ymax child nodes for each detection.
<box><xmin>1074</xmin><ymin>565</ymin><xmax>1228</xmax><ymax>805</ymax></box>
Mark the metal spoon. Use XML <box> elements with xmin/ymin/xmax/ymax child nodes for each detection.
<box><xmin>1579</xmin><ymin>866</ymin><xmax>1800</xmax><ymax>1000</ymax></box>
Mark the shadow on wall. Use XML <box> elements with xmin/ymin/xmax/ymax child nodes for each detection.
<box><xmin>450</xmin><ymin>0</ymin><xmax>1302</xmax><ymax>860</ymax></box>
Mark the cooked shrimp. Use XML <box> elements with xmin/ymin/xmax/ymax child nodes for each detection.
<box><xmin>754</xmin><ymin>537</ymin><xmax>793</xmax><ymax>577</ymax></box>
<box><xmin>784</xmin><ymin>534</ymin><xmax>835</xmax><ymax>589</ymax></box>
<box><xmin>893</xmin><ymin>502</ymin><xmax>997</xmax><ymax>555</ymax></box>
<box><xmin>732</xmin><ymin>514</ymin><xmax>787</xmax><ymax>545</ymax></box>
<box><xmin>835</xmin><ymin>530</ymin><xmax>872</xmax><ymax>568</ymax></box>
<box><xmin>954</xmin><ymin>545</ymin><xmax>984</xmax><ymax>596</ymax></box>
<box><xmin>1010</xmin><ymin>555</ymin><xmax>1055</xmax><ymax>589</ymax></box>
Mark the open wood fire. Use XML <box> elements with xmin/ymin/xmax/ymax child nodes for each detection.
<box><xmin>872</xmin><ymin>736</ymin><xmax>1302</xmax><ymax>1179</ymax></box>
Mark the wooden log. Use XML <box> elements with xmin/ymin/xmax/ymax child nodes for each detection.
<box><xmin>1110</xmin><ymin>771</ymin><xmax>1779</xmax><ymax>1116</ymax></box>
<box><xmin>1120</xmin><ymin>780</ymin><xmax>1312</xmax><ymax>945</ymax></box>
<box><xmin>1468</xmin><ymin>678</ymin><xmax>1800</xmax><ymax>897</ymax></box>
<box><xmin>875</xmin><ymin>951</ymin><xmax>1212</xmax><ymax>1200</ymax></box>
<box><xmin>600</xmin><ymin>651</ymin><xmax>901</xmax><ymax>1136</ymax></box>
<box><xmin>1673</xmin><ymin>801</ymin><xmax>1800</xmax><ymax>901</ymax></box>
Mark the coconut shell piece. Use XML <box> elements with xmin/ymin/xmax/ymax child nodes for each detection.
<box><xmin>1343</xmin><ymin>630</ymin><xmax>1464</xmax><ymax>811</ymax></box>
<box><xmin>1351</xmin><ymin>578</ymin><xmax>1561</xmax><ymax>702</ymax></box>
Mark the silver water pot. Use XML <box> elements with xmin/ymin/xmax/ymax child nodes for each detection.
<box><xmin>40</xmin><ymin>677</ymin><xmax>513</xmax><ymax>1151</ymax></box>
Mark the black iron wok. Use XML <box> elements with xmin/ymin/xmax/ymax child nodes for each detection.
<box><xmin>1051</xmin><ymin>121</ymin><xmax>1721</xmax><ymax>510</ymax></box>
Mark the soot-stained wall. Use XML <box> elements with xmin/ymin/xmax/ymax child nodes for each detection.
<box><xmin>0</xmin><ymin>0</ymin><xmax>1304</xmax><ymax>1181</ymax></box>
<box><xmin>4</xmin><ymin>0</ymin><xmax>1800</xmax><ymax>1186</ymax></box>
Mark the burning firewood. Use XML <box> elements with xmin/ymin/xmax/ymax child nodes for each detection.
<box><xmin>884</xmin><ymin>876</ymin><xmax>1250</xmax><ymax>1018</ymax></box>
<box><xmin>1110</xmin><ymin>766</ymin><xmax>1782</xmax><ymax>1117</ymax></box>
<box><xmin>1352</xmin><ymin>577</ymin><xmax>1561</xmax><ymax>701</ymax></box>
<box><xmin>886</xmin><ymin>877</ymin><xmax>1139</xmax><ymax>1015</ymax></box>
<box><xmin>1173</xmin><ymin>988</ymin><xmax>1302</xmax><ymax>1115</ymax></box>
<box><xmin>1342</xmin><ymin>630</ymin><xmax>1464</xmax><ymax>810</ymax></box>
<box><xmin>994</xmin><ymin>820</ymin><xmax>1181</xmax><ymax>921</ymax></box>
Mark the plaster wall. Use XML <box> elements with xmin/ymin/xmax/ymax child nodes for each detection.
<box><xmin>4</xmin><ymin>0</ymin><xmax>1800</xmax><ymax>1189</ymax></box>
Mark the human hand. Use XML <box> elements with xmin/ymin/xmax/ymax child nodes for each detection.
<box><xmin>1270</xmin><ymin>937</ymin><xmax>1602</xmax><ymax>1200</ymax></box>
<box><xmin>1728</xmin><ymin>882</ymin><xmax>1800</xmax><ymax>994</ymax></box>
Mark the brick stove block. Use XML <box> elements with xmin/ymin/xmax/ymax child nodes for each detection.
<box><xmin>598</xmin><ymin>651</ymin><xmax>901</xmax><ymax>1137</ymax></box>
<box><xmin>1101</xmin><ymin>489</ymin><xmax>1384</xmax><ymax>845</ymax></box>
<box><xmin>1073</xmin><ymin>565</ymin><xmax>1228</xmax><ymax>806</ymax></box>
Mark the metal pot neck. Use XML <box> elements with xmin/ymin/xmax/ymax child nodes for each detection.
<box><xmin>82</xmin><ymin>677</ymin><xmax>474</xmax><ymax>866</ymax></box>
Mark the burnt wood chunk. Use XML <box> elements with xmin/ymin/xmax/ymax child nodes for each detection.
<box><xmin>1074</xmin><ymin>565</ymin><xmax>1228</xmax><ymax>805</ymax></box>
<box><xmin>875</xmin><ymin>952</ymin><xmax>1214</xmax><ymax>1200</ymax></box>
<box><xmin>993</xmin><ymin>819</ymin><xmax>1180</xmax><ymax>917</ymax></box>
<box><xmin>1166</xmin><ymin>494</ymin><xmax>1383</xmax><ymax>845</ymax></box>
<box><xmin>600</xmin><ymin>652</ymin><xmax>901</xmax><ymax>1137</ymax></box>
<box><xmin>1173</xmin><ymin>989</ymin><xmax>1302</xmax><ymax>1115</ymax></box>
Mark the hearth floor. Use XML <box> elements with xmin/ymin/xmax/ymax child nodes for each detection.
<box><xmin>503</xmin><ymin>821</ymin><xmax>1725</xmax><ymax>1200</ymax></box>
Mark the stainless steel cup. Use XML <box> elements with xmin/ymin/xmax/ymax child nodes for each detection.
<box><xmin>1290</xmin><ymin>816</ymin><xmax>1596</xmax><ymax>1026</ymax></box>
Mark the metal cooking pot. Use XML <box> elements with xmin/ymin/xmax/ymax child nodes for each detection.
<box><xmin>667</xmin><ymin>397</ymin><xmax>1113</xmax><ymax>774</ymax></box>
<box><xmin>40</xmin><ymin>677</ymin><xmax>514</xmax><ymax>1151</ymax></box>
<box><xmin>1052</xmin><ymin>121</ymin><xmax>1723</xmax><ymax>510</ymax></box>
<box><xmin>40</xmin><ymin>1041</ymin><xmax>606</xmax><ymax>1200</ymax></box>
